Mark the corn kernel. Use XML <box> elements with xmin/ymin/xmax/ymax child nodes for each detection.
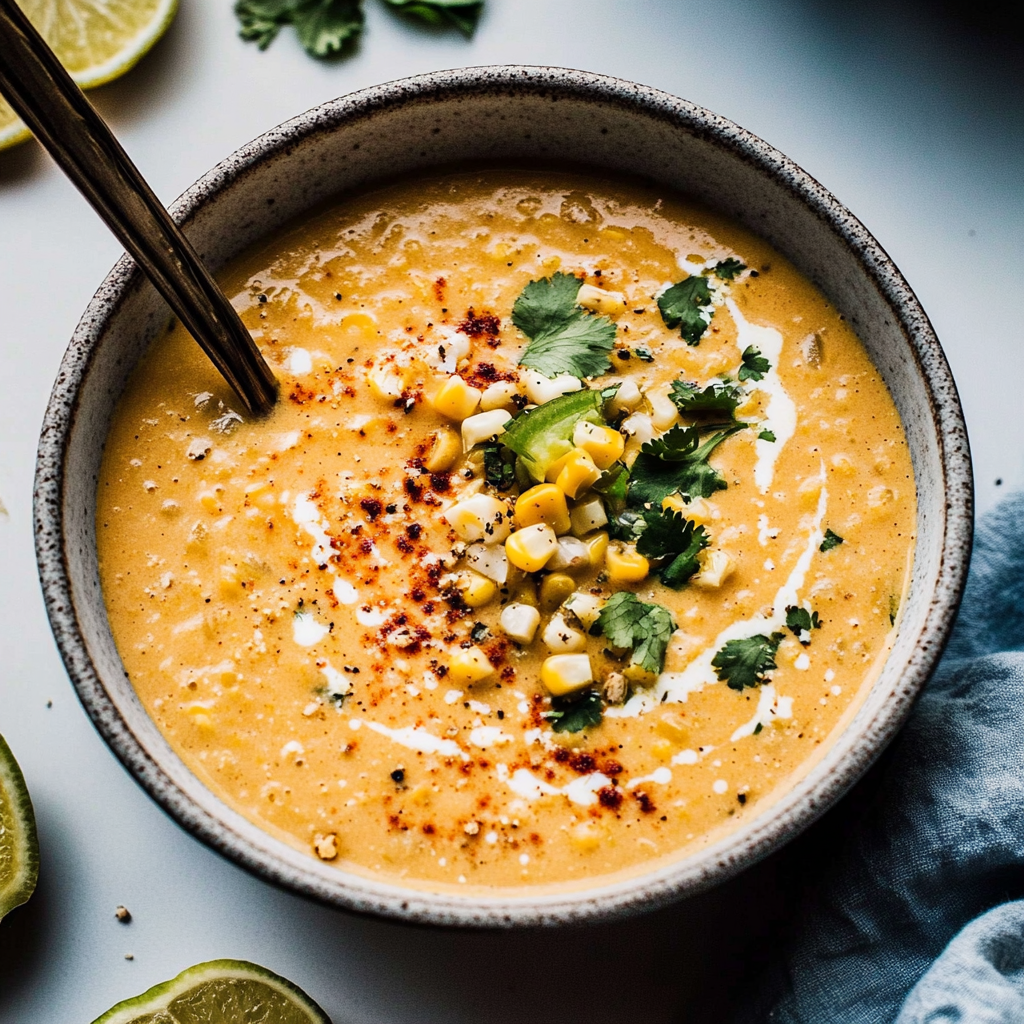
<box><xmin>657</xmin><ymin>712</ymin><xmax>689</xmax><ymax>742</ymax></box>
<box><xmin>651</xmin><ymin>738</ymin><xmax>674</xmax><ymax>761</ymax></box>
<box><xmin>693</xmin><ymin>549</ymin><xmax>733</xmax><ymax>589</ymax></box>
<box><xmin>461</xmin><ymin>409</ymin><xmax>512</xmax><ymax>450</ymax></box>
<box><xmin>505</xmin><ymin>524</ymin><xmax>558</xmax><ymax>572</ymax></box>
<box><xmin>608</xmin><ymin>378</ymin><xmax>643</xmax><ymax>416</ymax></box>
<box><xmin>569</xmin><ymin>495</ymin><xmax>609</xmax><ymax>536</ymax></box>
<box><xmin>540</xmin><ymin>653</ymin><xmax>594</xmax><ymax>696</ymax></box>
<box><xmin>542</xmin><ymin>612</ymin><xmax>587</xmax><ymax>653</ymax></box>
<box><xmin>425</xmin><ymin>427</ymin><xmax>461</xmax><ymax>472</ymax></box>
<box><xmin>582</xmin><ymin>530</ymin><xmax>609</xmax><ymax>566</ymax></box>
<box><xmin>547</xmin><ymin>537</ymin><xmax>590</xmax><ymax>572</ymax></box>
<box><xmin>572</xmin><ymin>421</ymin><xmax>625</xmax><ymax>470</ymax></box>
<box><xmin>563</xmin><ymin>591</ymin><xmax>604</xmax><ymax>628</ymax></box>
<box><xmin>432</xmin><ymin>375</ymin><xmax>481</xmax><ymax>421</ymax></box>
<box><xmin>798</xmin><ymin>476</ymin><xmax>823</xmax><ymax>507</ymax></box>
<box><xmin>523</xmin><ymin>369</ymin><xmax>582</xmax><ymax>405</ymax></box>
<box><xmin>499</xmin><ymin>603</ymin><xmax>541</xmax><ymax>644</ymax></box>
<box><xmin>367</xmin><ymin>362</ymin><xmax>409</xmax><ymax>402</ymax></box>
<box><xmin>576</xmin><ymin>283</ymin><xmax>627</xmax><ymax>318</ymax></box>
<box><xmin>646</xmin><ymin>383</ymin><xmax>681</xmax><ymax>432</ymax></box>
<box><xmin>340</xmin><ymin>312</ymin><xmax>376</xmax><ymax>340</ymax></box>
<box><xmin>551</xmin><ymin>448</ymin><xmax>601</xmax><ymax>499</ymax></box>
<box><xmin>539</xmin><ymin>573</ymin><xmax>576</xmax><ymax>612</ymax></box>
<box><xmin>464</xmin><ymin>542</ymin><xmax>510</xmax><ymax>584</ymax></box>
<box><xmin>515</xmin><ymin>484</ymin><xmax>571</xmax><ymax>535</ymax></box>
<box><xmin>218</xmin><ymin>565</ymin><xmax>243</xmax><ymax>599</ymax></box>
<box><xmin>568</xmin><ymin>820</ymin><xmax>602</xmax><ymax>852</ymax></box>
<box><xmin>448</xmin><ymin>646</ymin><xmax>494</xmax><ymax>685</ymax></box>
<box><xmin>623</xmin><ymin>663</ymin><xmax>658</xmax><ymax>685</ymax></box>
<box><xmin>661</xmin><ymin>494</ymin><xmax>687</xmax><ymax>515</ymax></box>
<box><xmin>199</xmin><ymin>490</ymin><xmax>220</xmax><ymax>514</ymax></box>
<box><xmin>605</xmin><ymin>542</ymin><xmax>649</xmax><ymax>582</ymax></box>
<box><xmin>244</xmin><ymin>482</ymin><xmax>276</xmax><ymax>510</ymax></box>
<box><xmin>456</xmin><ymin>571</ymin><xmax>497</xmax><ymax>608</ymax></box>
<box><xmin>442</xmin><ymin>494</ymin><xmax>512</xmax><ymax>544</ymax></box>
<box><xmin>479</xmin><ymin>381</ymin><xmax>519</xmax><ymax>412</ymax></box>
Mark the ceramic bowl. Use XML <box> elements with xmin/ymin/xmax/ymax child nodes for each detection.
<box><xmin>34</xmin><ymin>66</ymin><xmax>973</xmax><ymax>927</ymax></box>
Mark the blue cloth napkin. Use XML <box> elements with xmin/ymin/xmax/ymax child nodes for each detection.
<box><xmin>739</xmin><ymin>491</ymin><xmax>1024</xmax><ymax>1023</ymax></box>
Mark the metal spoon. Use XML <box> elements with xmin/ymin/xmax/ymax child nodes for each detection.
<box><xmin>0</xmin><ymin>0</ymin><xmax>278</xmax><ymax>415</ymax></box>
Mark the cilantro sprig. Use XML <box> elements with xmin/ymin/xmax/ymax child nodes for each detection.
<box><xmin>512</xmin><ymin>273</ymin><xmax>617</xmax><ymax>379</ymax></box>
<box><xmin>669</xmin><ymin>379</ymin><xmax>741</xmax><ymax>420</ymax></box>
<box><xmin>712</xmin><ymin>633</ymin><xmax>784</xmax><ymax>691</ymax></box>
<box><xmin>739</xmin><ymin>345</ymin><xmax>771</xmax><ymax>382</ymax></box>
<box><xmin>627</xmin><ymin>423</ymin><xmax>744</xmax><ymax>506</ymax></box>
<box><xmin>236</xmin><ymin>0</ymin><xmax>482</xmax><ymax>58</ymax></box>
<box><xmin>633</xmin><ymin>508</ymin><xmax>710</xmax><ymax>589</ymax></box>
<box><xmin>820</xmin><ymin>529</ymin><xmax>844</xmax><ymax>552</ymax></box>
<box><xmin>712</xmin><ymin>258</ymin><xmax>747</xmax><ymax>280</ymax></box>
<box><xmin>543</xmin><ymin>691</ymin><xmax>603</xmax><ymax>733</ymax></box>
<box><xmin>657</xmin><ymin>277</ymin><xmax>714</xmax><ymax>346</ymax></box>
<box><xmin>785</xmin><ymin>605</ymin><xmax>821</xmax><ymax>645</ymax></box>
<box><xmin>597</xmin><ymin>592</ymin><xmax>676</xmax><ymax>676</ymax></box>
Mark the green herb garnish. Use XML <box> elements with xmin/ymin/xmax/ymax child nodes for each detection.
<box><xmin>712</xmin><ymin>258</ymin><xmax>747</xmax><ymax>280</ymax></box>
<box><xmin>657</xmin><ymin>276</ymin><xmax>714</xmax><ymax>346</ymax></box>
<box><xmin>482</xmin><ymin>444</ymin><xmax>515</xmax><ymax>490</ymax></box>
<box><xmin>785</xmin><ymin>606</ymin><xmax>821</xmax><ymax>645</ymax></box>
<box><xmin>628</xmin><ymin>423</ymin><xmax>744</xmax><ymax>506</ymax></box>
<box><xmin>597</xmin><ymin>592</ymin><xmax>676</xmax><ymax>675</ymax></box>
<box><xmin>634</xmin><ymin>347</ymin><xmax>654</xmax><ymax>362</ymax></box>
<box><xmin>500</xmin><ymin>388</ymin><xmax>608</xmax><ymax>482</ymax></box>
<box><xmin>820</xmin><ymin>529</ymin><xmax>844</xmax><ymax>552</ymax></box>
<box><xmin>382</xmin><ymin>0</ymin><xmax>482</xmax><ymax>35</ymax></box>
<box><xmin>712</xmin><ymin>633</ymin><xmax>784</xmax><ymax>691</ymax></box>
<box><xmin>633</xmin><ymin>508</ymin><xmax>710</xmax><ymax>589</ymax></box>
<box><xmin>738</xmin><ymin>345</ymin><xmax>771</xmax><ymax>382</ymax></box>
<box><xmin>543</xmin><ymin>690</ymin><xmax>604</xmax><ymax>733</ymax></box>
<box><xmin>758</xmin><ymin>429</ymin><xmax>776</xmax><ymax>442</ymax></box>
<box><xmin>511</xmin><ymin>272</ymin><xmax>617</xmax><ymax>379</ymax></box>
<box><xmin>235</xmin><ymin>0</ymin><xmax>364</xmax><ymax>57</ymax></box>
<box><xmin>669</xmin><ymin>379</ymin><xmax>741</xmax><ymax>420</ymax></box>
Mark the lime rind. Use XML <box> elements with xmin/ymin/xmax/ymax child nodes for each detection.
<box><xmin>0</xmin><ymin>732</ymin><xmax>40</xmax><ymax>921</ymax></box>
<box><xmin>91</xmin><ymin>959</ymin><xmax>332</xmax><ymax>1024</ymax></box>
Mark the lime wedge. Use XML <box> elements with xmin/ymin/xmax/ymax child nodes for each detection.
<box><xmin>0</xmin><ymin>0</ymin><xmax>179</xmax><ymax>152</ymax></box>
<box><xmin>91</xmin><ymin>960</ymin><xmax>332</xmax><ymax>1024</ymax></box>
<box><xmin>0</xmin><ymin>732</ymin><xmax>39</xmax><ymax>921</ymax></box>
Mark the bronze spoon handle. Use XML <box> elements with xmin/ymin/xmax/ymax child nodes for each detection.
<box><xmin>0</xmin><ymin>0</ymin><xmax>278</xmax><ymax>415</ymax></box>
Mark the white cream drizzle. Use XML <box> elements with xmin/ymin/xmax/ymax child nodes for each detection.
<box><xmin>361</xmin><ymin>720</ymin><xmax>468</xmax><ymax>761</ymax></box>
<box><xmin>626</xmin><ymin>767</ymin><xmax>673</xmax><ymax>789</ymax></box>
<box><xmin>610</xmin><ymin>475</ymin><xmax>827</xmax><ymax>720</ymax></box>
<box><xmin>730</xmin><ymin>683</ymin><xmax>794</xmax><ymax>742</ymax></box>
<box><xmin>291</xmin><ymin>493</ymin><xmax>361</xmax><ymax>630</ymax></box>
<box><xmin>495</xmin><ymin>764</ymin><xmax>612</xmax><ymax>806</ymax></box>
<box><xmin>292</xmin><ymin>610</ymin><xmax>328</xmax><ymax>647</ymax></box>
<box><xmin>727</xmin><ymin>298</ymin><xmax>796</xmax><ymax>493</ymax></box>
<box><xmin>469</xmin><ymin>726</ymin><xmax>512</xmax><ymax>748</ymax></box>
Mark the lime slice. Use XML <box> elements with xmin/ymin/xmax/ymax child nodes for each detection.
<box><xmin>0</xmin><ymin>0</ymin><xmax>179</xmax><ymax>152</ymax></box>
<box><xmin>91</xmin><ymin>960</ymin><xmax>332</xmax><ymax>1024</ymax></box>
<box><xmin>0</xmin><ymin>733</ymin><xmax>39</xmax><ymax>921</ymax></box>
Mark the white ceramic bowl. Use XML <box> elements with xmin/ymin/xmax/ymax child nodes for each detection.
<box><xmin>34</xmin><ymin>66</ymin><xmax>972</xmax><ymax>927</ymax></box>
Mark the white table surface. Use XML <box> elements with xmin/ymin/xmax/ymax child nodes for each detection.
<box><xmin>1</xmin><ymin>2</ymin><xmax>1021</xmax><ymax>1020</ymax></box>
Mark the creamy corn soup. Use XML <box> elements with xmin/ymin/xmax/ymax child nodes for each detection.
<box><xmin>97</xmin><ymin>171</ymin><xmax>915</xmax><ymax>891</ymax></box>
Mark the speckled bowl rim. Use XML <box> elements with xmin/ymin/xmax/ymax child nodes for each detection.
<box><xmin>34</xmin><ymin>66</ymin><xmax>973</xmax><ymax>928</ymax></box>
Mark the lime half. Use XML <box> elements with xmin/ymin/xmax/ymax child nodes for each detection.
<box><xmin>0</xmin><ymin>0</ymin><xmax>179</xmax><ymax>152</ymax></box>
<box><xmin>92</xmin><ymin>960</ymin><xmax>332</xmax><ymax>1024</ymax></box>
<box><xmin>0</xmin><ymin>732</ymin><xmax>40</xmax><ymax>921</ymax></box>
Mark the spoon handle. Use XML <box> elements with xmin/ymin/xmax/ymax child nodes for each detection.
<box><xmin>0</xmin><ymin>0</ymin><xmax>278</xmax><ymax>415</ymax></box>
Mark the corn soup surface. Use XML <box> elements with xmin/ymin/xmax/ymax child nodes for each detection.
<box><xmin>97</xmin><ymin>171</ymin><xmax>915</xmax><ymax>891</ymax></box>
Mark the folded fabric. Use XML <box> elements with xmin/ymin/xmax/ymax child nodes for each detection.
<box><xmin>734</xmin><ymin>491</ymin><xmax>1024</xmax><ymax>1023</ymax></box>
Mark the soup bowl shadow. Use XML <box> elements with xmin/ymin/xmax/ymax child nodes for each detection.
<box><xmin>33</xmin><ymin>66</ymin><xmax>972</xmax><ymax>928</ymax></box>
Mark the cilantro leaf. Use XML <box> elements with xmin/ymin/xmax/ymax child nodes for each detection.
<box><xmin>593</xmin><ymin>463</ymin><xmax>629</xmax><ymax>510</ymax></box>
<box><xmin>633</xmin><ymin>508</ymin><xmax>710</xmax><ymax>589</ymax></box>
<box><xmin>634</xmin><ymin>347</ymin><xmax>654</xmax><ymax>362</ymax></box>
<box><xmin>543</xmin><ymin>690</ymin><xmax>603</xmax><ymax>733</ymax></box>
<box><xmin>785</xmin><ymin>605</ymin><xmax>821</xmax><ymax>645</ymax></box>
<box><xmin>235</xmin><ymin>0</ymin><xmax>364</xmax><ymax>57</ymax></box>
<box><xmin>482</xmin><ymin>444</ymin><xmax>514</xmax><ymax>490</ymax></box>
<box><xmin>820</xmin><ymin>529</ymin><xmax>844</xmax><ymax>552</ymax></box>
<box><xmin>712</xmin><ymin>258</ymin><xmax>746</xmax><ymax>280</ymax></box>
<box><xmin>382</xmin><ymin>0</ymin><xmax>482</xmax><ymax>35</ymax></box>
<box><xmin>669</xmin><ymin>378</ymin><xmax>741</xmax><ymax>420</ymax></box>
<box><xmin>712</xmin><ymin>633</ymin><xmax>784</xmax><ymax>691</ymax></box>
<box><xmin>628</xmin><ymin>423</ymin><xmax>744</xmax><ymax>506</ymax></box>
<box><xmin>597</xmin><ymin>592</ymin><xmax>676</xmax><ymax>675</ymax></box>
<box><xmin>739</xmin><ymin>345</ymin><xmax>771</xmax><ymax>382</ymax></box>
<box><xmin>758</xmin><ymin>429</ymin><xmax>776</xmax><ymax>442</ymax></box>
<box><xmin>512</xmin><ymin>273</ymin><xmax>617</xmax><ymax>379</ymax></box>
<box><xmin>657</xmin><ymin>276</ymin><xmax>714</xmax><ymax>346</ymax></box>
<box><xmin>608</xmin><ymin>508</ymin><xmax>646</xmax><ymax>543</ymax></box>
